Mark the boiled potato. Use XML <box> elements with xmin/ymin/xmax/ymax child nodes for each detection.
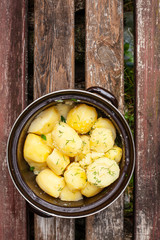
<box><xmin>24</xmin><ymin>133</ymin><xmax>52</xmax><ymax>164</ymax></box>
<box><xmin>36</xmin><ymin>168</ymin><xmax>65</xmax><ymax>198</ymax></box>
<box><xmin>81</xmin><ymin>182</ymin><xmax>103</xmax><ymax>197</ymax></box>
<box><xmin>52</xmin><ymin>122</ymin><xmax>82</xmax><ymax>157</ymax></box>
<box><xmin>75</xmin><ymin>135</ymin><xmax>90</xmax><ymax>162</ymax></box>
<box><xmin>80</xmin><ymin>135</ymin><xmax>90</xmax><ymax>154</ymax></box>
<box><xmin>60</xmin><ymin>185</ymin><xmax>83</xmax><ymax>201</ymax></box>
<box><xmin>87</xmin><ymin>157</ymin><xmax>120</xmax><ymax>188</ymax></box>
<box><xmin>46</xmin><ymin>148</ymin><xmax>70</xmax><ymax>175</ymax></box>
<box><xmin>28</xmin><ymin>161</ymin><xmax>47</xmax><ymax>175</ymax></box>
<box><xmin>55</xmin><ymin>103</ymin><xmax>74</xmax><ymax>119</ymax></box>
<box><xmin>105</xmin><ymin>146</ymin><xmax>122</xmax><ymax>163</ymax></box>
<box><xmin>64</xmin><ymin>163</ymin><xmax>87</xmax><ymax>190</ymax></box>
<box><xmin>28</xmin><ymin>106</ymin><xmax>60</xmax><ymax>135</ymax></box>
<box><xmin>42</xmin><ymin>132</ymin><xmax>54</xmax><ymax>149</ymax></box>
<box><xmin>67</xmin><ymin>104</ymin><xmax>97</xmax><ymax>134</ymax></box>
<box><xmin>90</xmin><ymin>152</ymin><xmax>105</xmax><ymax>160</ymax></box>
<box><xmin>79</xmin><ymin>154</ymin><xmax>92</xmax><ymax>168</ymax></box>
<box><xmin>79</xmin><ymin>152</ymin><xmax>105</xmax><ymax>168</ymax></box>
<box><xmin>90</xmin><ymin>128</ymin><xmax>114</xmax><ymax>152</ymax></box>
<box><xmin>93</xmin><ymin>117</ymin><xmax>116</xmax><ymax>140</ymax></box>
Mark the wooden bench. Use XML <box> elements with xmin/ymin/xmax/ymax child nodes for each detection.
<box><xmin>0</xmin><ymin>0</ymin><xmax>160</xmax><ymax>239</ymax></box>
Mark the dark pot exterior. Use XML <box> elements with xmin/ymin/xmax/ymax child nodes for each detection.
<box><xmin>7</xmin><ymin>88</ymin><xmax>135</xmax><ymax>218</ymax></box>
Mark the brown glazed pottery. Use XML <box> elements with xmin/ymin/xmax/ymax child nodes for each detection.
<box><xmin>7</xmin><ymin>87</ymin><xmax>135</xmax><ymax>218</ymax></box>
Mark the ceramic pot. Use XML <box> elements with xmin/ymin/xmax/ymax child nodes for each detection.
<box><xmin>7</xmin><ymin>87</ymin><xmax>135</xmax><ymax>218</ymax></box>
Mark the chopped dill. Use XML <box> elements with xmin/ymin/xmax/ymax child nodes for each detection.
<box><xmin>61</xmin><ymin>115</ymin><xmax>66</xmax><ymax>123</ymax></box>
<box><xmin>30</xmin><ymin>166</ymin><xmax>35</xmax><ymax>172</ymax></box>
<box><xmin>41</xmin><ymin>134</ymin><xmax>47</xmax><ymax>140</ymax></box>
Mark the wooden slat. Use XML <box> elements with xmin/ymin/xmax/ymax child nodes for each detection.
<box><xmin>34</xmin><ymin>0</ymin><xmax>74</xmax><ymax>97</ymax></box>
<box><xmin>0</xmin><ymin>0</ymin><xmax>27</xmax><ymax>239</ymax></box>
<box><xmin>85</xmin><ymin>0</ymin><xmax>124</xmax><ymax>239</ymax></box>
<box><xmin>135</xmin><ymin>0</ymin><xmax>160</xmax><ymax>239</ymax></box>
<box><xmin>34</xmin><ymin>0</ymin><xmax>75</xmax><ymax>239</ymax></box>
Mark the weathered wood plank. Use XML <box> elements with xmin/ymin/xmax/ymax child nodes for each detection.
<box><xmin>34</xmin><ymin>0</ymin><xmax>75</xmax><ymax>239</ymax></box>
<box><xmin>0</xmin><ymin>0</ymin><xmax>27</xmax><ymax>239</ymax></box>
<box><xmin>135</xmin><ymin>0</ymin><xmax>160</xmax><ymax>239</ymax></box>
<box><xmin>34</xmin><ymin>0</ymin><xmax>74</xmax><ymax>97</ymax></box>
<box><xmin>85</xmin><ymin>0</ymin><xmax>124</xmax><ymax>239</ymax></box>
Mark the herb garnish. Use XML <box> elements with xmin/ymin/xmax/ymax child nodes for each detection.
<box><xmin>71</xmin><ymin>98</ymin><xmax>78</xmax><ymax>102</ymax></box>
<box><xmin>41</xmin><ymin>134</ymin><xmax>47</xmax><ymax>140</ymax></box>
<box><xmin>77</xmin><ymin>114</ymin><xmax>80</xmax><ymax>120</ymax></box>
<box><xmin>65</xmin><ymin>139</ymin><xmax>75</xmax><ymax>145</ymax></box>
<box><xmin>30</xmin><ymin>166</ymin><xmax>35</xmax><ymax>172</ymax></box>
<box><xmin>61</xmin><ymin>115</ymin><xmax>66</xmax><ymax>123</ymax></box>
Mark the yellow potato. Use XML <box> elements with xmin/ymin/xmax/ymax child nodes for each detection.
<box><xmin>60</xmin><ymin>185</ymin><xmax>83</xmax><ymax>201</ymax></box>
<box><xmin>36</xmin><ymin>168</ymin><xmax>65</xmax><ymax>198</ymax></box>
<box><xmin>67</xmin><ymin>104</ymin><xmax>97</xmax><ymax>134</ymax></box>
<box><xmin>28</xmin><ymin>106</ymin><xmax>60</xmax><ymax>135</ymax></box>
<box><xmin>52</xmin><ymin>122</ymin><xmax>82</xmax><ymax>157</ymax></box>
<box><xmin>55</xmin><ymin>103</ymin><xmax>73</xmax><ymax>119</ymax></box>
<box><xmin>64</xmin><ymin>163</ymin><xmax>87</xmax><ymax>190</ymax></box>
<box><xmin>27</xmin><ymin>161</ymin><xmax>47</xmax><ymax>175</ymax></box>
<box><xmin>79</xmin><ymin>154</ymin><xmax>92</xmax><ymax>168</ymax></box>
<box><xmin>79</xmin><ymin>152</ymin><xmax>105</xmax><ymax>168</ymax></box>
<box><xmin>87</xmin><ymin>157</ymin><xmax>120</xmax><ymax>188</ymax></box>
<box><xmin>80</xmin><ymin>135</ymin><xmax>90</xmax><ymax>154</ymax></box>
<box><xmin>23</xmin><ymin>133</ymin><xmax>52</xmax><ymax>164</ymax></box>
<box><xmin>93</xmin><ymin>117</ymin><xmax>116</xmax><ymax>140</ymax></box>
<box><xmin>90</xmin><ymin>128</ymin><xmax>114</xmax><ymax>152</ymax></box>
<box><xmin>46</xmin><ymin>148</ymin><xmax>70</xmax><ymax>175</ymax></box>
<box><xmin>81</xmin><ymin>182</ymin><xmax>103</xmax><ymax>197</ymax></box>
<box><xmin>105</xmin><ymin>146</ymin><xmax>122</xmax><ymax>163</ymax></box>
<box><xmin>90</xmin><ymin>152</ymin><xmax>105</xmax><ymax>160</ymax></box>
<box><xmin>42</xmin><ymin>132</ymin><xmax>54</xmax><ymax>149</ymax></box>
<box><xmin>75</xmin><ymin>135</ymin><xmax>90</xmax><ymax>162</ymax></box>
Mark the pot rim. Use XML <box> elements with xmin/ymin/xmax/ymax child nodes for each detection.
<box><xmin>7</xmin><ymin>89</ymin><xmax>135</xmax><ymax>218</ymax></box>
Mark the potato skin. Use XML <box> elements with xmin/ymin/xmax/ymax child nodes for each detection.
<box><xmin>52</xmin><ymin>122</ymin><xmax>82</xmax><ymax>157</ymax></box>
<box><xmin>64</xmin><ymin>163</ymin><xmax>87</xmax><ymax>190</ymax></box>
<box><xmin>24</xmin><ymin>133</ymin><xmax>52</xmax><ymax>163</ymax></box>
<box><xmin>81</xmin><ymin>182</ymin><xmax>102</xmax><ymax>197</ymax></box>
<box><xmin>90</xmin><ymin>128</ymin><xmax>114</xmax><ymax>152</ymax></box>
<box><xmin>36</xmin><ymin>168</ymin><xmax>65</xmax><ymax>198</ymax></box>
<box><xmin>60</xmin><ymin>185</ymin><xmax>83</xmax><ymax>201</ymax></box>
<box><xmin>67</xmin><ymin>104</ymin><xmax>97</xmax><ymax>134</ymax></box>
<box><xmin>87</xmin><ymin>157</ymin><xmax>120</xmax><ymax>188</ymax></box>
<box><xmin>28</xmin><ymin>106</ymin><xmax>60</xmax><ymax>135</ymax></box>
<box><xmin>46</xmin><ymin>148</ymin><xmax>70</xmax><ymax>175</ymax></box>
<box><xmin>93</xmin><ymin>117</ymin><xmax>116</xmax><ymax>140</ymax></box>
<box><xmin>105</xmin><ymin>146</ymin><xmax>122</xmax><ymax>163</ymax></box>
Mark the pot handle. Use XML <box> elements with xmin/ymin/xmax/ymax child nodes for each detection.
<box><xmin>86</xmin><ymin>86</ymin><xmax>118</xmax><ymax>108</ymax></box>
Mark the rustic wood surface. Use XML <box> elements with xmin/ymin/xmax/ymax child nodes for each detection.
<box><xmin>34</xmin><ymin>0</ymin><xmax>75</xmax><ymax>239</ymax></box>
<box><xmin>0</xmin><ymin>0</ymin><xmax>27</xmax><ymax>239</ymax></box>
<box><xmin>34</xmin><ymin>0</ymin><xmax>74</xmax><ymax>98</ymax></box>
<box><xmin>135</xmin><ymin>0</ymin><xmax>160</xmax><ymax>239</ymax></box>
<box><xmin>85</xmin><ymin>0</ymin><xmax>124</xmax><ymax>239</ymax></box>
